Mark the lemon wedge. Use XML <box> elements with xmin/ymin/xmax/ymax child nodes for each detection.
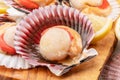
<box><xmin>0</xmin><ymin>0</ymin><xmax>9</xmax><ymax>14</ymax></box>
<box><xmin>117</xmin><ymin>0</ymin><xmax>120</xmax><ymax>4</ymax></box>
<box><xmin>85</xmin><ymin>14</ymin><xmax>113</xmax><ymax>43</ymax></box>
<box><xmin>115</xmin><ymin>17</ymin><xmax>120</xmax><ymax>40</ymax></box>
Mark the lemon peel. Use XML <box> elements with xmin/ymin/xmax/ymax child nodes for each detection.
<box><xmin>85</xmin><ymin>14</ymin><xmax>113</xmax><ymax>43</ymax></box>
<box><xmin>92</xmin><ymin>18</ymin><xmax>113</xmax><ymax>43</ymax></box>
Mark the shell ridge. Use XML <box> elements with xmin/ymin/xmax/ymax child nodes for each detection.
<box><xmin>69</xmin><ymin>8</ymin><xmax>75</xmax><ymax>28</ymax></box>
<box><xmin>57</xmin><ymin>5</ymin><xmax>64</xmax><ymax>25</ymax></box>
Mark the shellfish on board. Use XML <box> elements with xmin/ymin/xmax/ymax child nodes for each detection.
<box><xmin>65</xmin><ymin>0</ymin><xmax>120</xmax><ymax>21</ymax></box>
<box><xmin>3</xmin><ymin>0</ymin><xmax>61</xmax><ymax>22</ymax></box>
<box><xmin>4</xmin><ymin>0</ymin><xmax>60</xmax><ymax>13</ymax></box>
<box><xmin>0</xmin><ymin>22</ymin><xmax>34</xmax><ymax>69</ymax></box>
<box><xmin>14</xmin><ymin>5</ymin><xmax>98</xmax><ymax>76</ymax></box>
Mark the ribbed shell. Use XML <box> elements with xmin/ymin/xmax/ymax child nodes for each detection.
<box><xmin>99</xmin><ymin>53</ymin><xmax>120</xmax><ymax>80</ymax></box>
<box><xmin>4</xmin><ymin>0</ymin><xmax>120</xmax><ymax>21</ymax></box>
<box><xmin>0</xmin><ymin>53</ymin><xmax>34</xmax><ymax>69</ymax></box>
<box><xmin>14</xmin><ymin>5</ymin><xmax>98</xmax><ymax>76</ymax></box>
<box><xmin>4</xmin><ymin>0</ymin><xmax>31</xmax><ymax>13</ymax></box>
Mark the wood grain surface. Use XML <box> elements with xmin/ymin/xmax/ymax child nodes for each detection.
<box><xmin>0</xmin><ymin>31</ymin><xmax>116</xmax><ymax>80</ymax></box>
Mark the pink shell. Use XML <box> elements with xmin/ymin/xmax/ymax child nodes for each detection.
<box><xmin>68</xmin><ymin>0</ymin><xmax>120</xmax><ymax>21</ymax></box>
<box><xmin>14</xmin><ymin>5</ymin><xmax>97</xmax><ymax>76</ymax></box>
<box><xmin>4</xmin><ymin>0</ymin><xmax>59</xmax><ymax>14</ymax></box>
<box><xmin>99</xmin><ymin>44</ymin><xmax>120</xmax><ymax>80</ymax></box>
<box><xmin>4</xmin><ymin>0</ymin><xmax>31</xmax><ymax>13</ymax></box>
<box><xmin>100</xmin><ymin>53</ymin><xmax>120</xmax><ymax>79</ymax></box>
<box><xmin>0</xmin><ymin>53</ymin><xmax>34</xmax><ymax>69</ymax></box>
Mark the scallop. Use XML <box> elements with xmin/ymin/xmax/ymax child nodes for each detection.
<box><xmin>3</xmin><ymin>26</ymin><xmax>16</xmax><ymax>48</ymax></box>
<box><xmin>39</xmin><ymin>25</ymin><xmax>83</xmax><ymax>61</ymax></box>
<box><xmin>4</xmin><ymin>0</ymin><xmax>59</xmax><ymax>14</ymax></box>
<box><xmin>4</xmin><ymin>0</ymin><xmax>31</xmax><ymax>13</ymax></box>
<box><xmin>0</xmin><ymin>23</ymin><xmax>34</xmax><ymax>69</ymax></box>
<box><xmin>68</xmin><ymin>0</ymin><xmax>120</xmax><ymax>21</ymax></box>
<box><xmin>14</xmin><ymin>5</ymin><xmax>98</xmax><ymax>76</ymax></box>
<box><xmin>39</xmin><ymin>26</ymin><xmax>72</xmax><ymax>61</ymax></box>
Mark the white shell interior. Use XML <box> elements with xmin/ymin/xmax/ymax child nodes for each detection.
<box><xmin>0</xmin><ymin>53</ymin><xmax>33</xmax><ymax>69</ymax></box>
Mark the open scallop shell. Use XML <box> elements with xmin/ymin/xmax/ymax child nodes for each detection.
<box><xmin>0</xmin><ymin>23</ymin><xmax>34</xmax><ymax>69</ymax></box>
<box><xmin>0</xmin><ymin>53</ymin><xmax>34</xmax><ymax>69</ymax></box>
<box><xmin>4</xmin><ymin>0</ymin><xmax>60</xmax><ymax>14</ymax></box>
<box><xmin>14</xmin><ymin>5</ymin><xmax>98</xmax><ymax>76</ymax></box>
<box><xmin>99</xmin><ymin>52</ymin><xmax>120</xmax><ymax>80</ymax></box>
<box><xmin>3</xmin><ymin>0</ymin><xmax>27</xmax><ymax>22</ymax></box>
<box><xmin>68</xmin><ymin>0</ymin><xmax>120</xmax><ymax>21</ymax></box>
<box><xmin>4</xmin><ymin>0</ymin><xmax>31</xmax><ymax>13</ymax></box>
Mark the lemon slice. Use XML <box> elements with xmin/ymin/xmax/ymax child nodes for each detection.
<box><xmin>117</xmin><ymin>0</ymin><xmax>120</xmax><ymax>4</ymax></box>
<box><xmin>115</xmin><ymin>17</ymin><xmax>120</xmax><ymax>40</ymax></box>
<box><xmin>0</xmin><ymin>0</ymin><xmax>9</xmax><ymax>14</ymax></box>
<box><xmin>85</xmin><ymin>14</ymin><xmax>113</xmax><ymax>43</ymax></box>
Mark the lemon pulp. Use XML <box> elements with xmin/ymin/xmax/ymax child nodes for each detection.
<box><xmin>85</xmin><ymin>14</ymin><xmax>113</xmax><ymax>43</ymax></box>
<box><xmin>117</xmin><ymin>0</ymin><xmax>120</xmax><ymax>4</ymax></box>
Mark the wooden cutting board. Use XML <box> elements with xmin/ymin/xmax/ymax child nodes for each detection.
<box><xmin>0</xmin><ymin>31</ymin><xmax>116</xmax><ymax>80</ymax></box>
